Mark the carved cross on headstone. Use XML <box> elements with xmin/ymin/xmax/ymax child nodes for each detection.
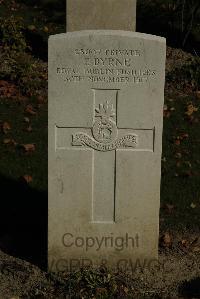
<box><xmin>56</xmin><ymin>89</ymin><xmax>155</xmax><ymax>223</ymax></box>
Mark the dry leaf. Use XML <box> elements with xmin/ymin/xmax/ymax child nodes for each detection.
<box><xmin>43</xmin><ymin>26</ymin><xmax>49</xmax><ymax>32</ymax></box>
<box><xmin>28</xmin><ymin>25</ymin><xmax>36</xmax><ymax>31</ymax></box>
<box><xmin>175</xmin><ymin>152</ymin><xmax>182</xmax><ymax>159</ymax></box>
<box><xmin>192</xmin><ymin>246</ymin><xmax>200</xmax><ymax>253</ymax></box>
<box><xmin>196</xmin><ymin>91</ymin><xmax>200</xmax><ymax>99</ymax></box>
<box><xmin>2</xmin><ymin>121</ymin><xmax>11</xmax><ymax>134</ymax></box>
<box><xmin>180</xmin><ymin>239</ymin><xmax>189</xmax><ymax>248</ymax></box>
<box><xmin>22</xmin><ymin>175</ymin><xmax>33</xmax><ymax>183</ymax></box>
<box><xmin>25</xmin><ymin>104</ymin><xmax>37</xmax><ymax>115</ymax></box>
<box><xmin>165</xmin><ymin>204</ymin><xmax>175</xmax><ymax>214</ymax></box>
<box><xmin>180</xmin><ymin>133</ymin><xmax>189</xmax><ymax>139</ymax></box>
<box><xmin>185</xmin><ymin>103</ymin><xmax>198</xmax><ymax>116</ymax></box>
<box><xmin>190</xmin><ymin>202</ymin><xmax>196</xmax><ymax>209</ymax></box>
<box><xmin>25</xmin><ymin>126</ymin><xmax>32</xmax><ymax>132</ymax></box>
<box><xmin>160</xmin><ymin>232</ymin><xmax>172</xmax><ymax>248</ymax></box>
<box><xmin>175</xmin><ymin>139</ymin><xmax>180</xmax><ymax>146</ymax></box>
<box><xmin>3</xmin><ymin>138</ymin><xmax>17</xmax><ymax>145</ymax></box>
<box><xmin>21</xmin><ymin>143</ymin><xmax>35</xmax><ymax>152</ymax></box>
<box><xmin>24</xmin><ymin>117</ymin><xmax>30</xmax><ymax>123</ymax></box>
<box><xmin>37</xmin><ymin>95</ymin><xmax>45</xmax><ymax>103</ymax></box>
<box><xmin>123</xmin><ymin>287</ymin><xmax>129</xmax><ymax>294</ymax></box>
<box><xmin>163</xmin><ymin>110</ymin><xmax>171</xmax><ymax>118</ymax></box>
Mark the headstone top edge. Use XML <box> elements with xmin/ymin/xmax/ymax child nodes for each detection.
<box><xmin>49</xmin><ymin>30</ymin><xmax>166</xmax><ymax>43</ymax></box>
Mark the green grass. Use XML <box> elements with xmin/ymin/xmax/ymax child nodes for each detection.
<box><xmin>161</xmin><ymin>91</ymin><xmax>200</xmax><ymax>230</ymax></box>
<box><xmin>0</xmin><ymin>98</ymin><xmax>47</xmax><ymax>191</ymax></box>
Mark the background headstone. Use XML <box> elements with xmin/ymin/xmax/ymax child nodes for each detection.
<box><xmin>67</xmin><ymin>0</ymin><xmax>137</xmax><ymax>31</ymax></box>
<box><xmin>48</xmin><ymin>31</ymin><xmax>166</xmax><ymax>271</ymax></box>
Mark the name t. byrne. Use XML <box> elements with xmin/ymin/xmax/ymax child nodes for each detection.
<box><xmin>62</xmin><ymin>233</ymin><xmax>139</xmax><ymax>252</ymax></box>
<box><xmin>76</xmin><ymin>48</ymin><xmax>141</xmax><ymax>68</ymax></box>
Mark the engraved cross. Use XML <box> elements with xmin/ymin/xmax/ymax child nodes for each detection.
<box><xmin>56</xmin><ymin>89</ymin><xmax>155</xmax><ymax>223</ymax></box>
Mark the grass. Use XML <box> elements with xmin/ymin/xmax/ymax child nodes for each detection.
<box><xmin>0</xmin><ymin>98</ymin><xmax>48</xmax><ymax>191</ymax></box>
<box><xmin>161</xmin><ymin>91</ymin><xmax>200</xmax><ymax>230</ymax></box>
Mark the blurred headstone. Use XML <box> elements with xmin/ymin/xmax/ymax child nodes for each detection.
<box><xmin>66</xmin><ymin>0</ymin><xmax>137</xmax><ymax>31</ymax></box>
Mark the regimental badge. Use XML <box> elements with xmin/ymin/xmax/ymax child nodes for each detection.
<box><xmin>72</xmin><ymin>101</ymin><xmax>138</xmax><ymax>152</ymax></box>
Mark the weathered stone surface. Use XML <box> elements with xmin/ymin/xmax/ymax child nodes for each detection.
<box><xmin>67</xmin><ymin>0</ymin><xmax>137</xmax><ymax>31</ymax></box>
<box><xmin>48</xmin><ymin>31</ymin><xmax>166</xmax><ymax>272</ymax></box>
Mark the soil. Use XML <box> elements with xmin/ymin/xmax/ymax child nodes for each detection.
<box><xmin>0</xmin><ymin>242</ymin><xmax>199</xmax><ymax>298</ymax></box>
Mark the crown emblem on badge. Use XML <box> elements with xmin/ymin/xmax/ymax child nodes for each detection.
<box><xmin>92</xmin><ymin>101</ymin><xmax>118</xmax><ymax>144</ymax></box>
<box><xmin>72</xmin><ymin>100</ymin><xmax>138</xmax><ymax>151</ymax></box>
<box><xmin>95</xmin><ymin>101</ymin><xmax>115</xmax><ymax>124</ymax></box>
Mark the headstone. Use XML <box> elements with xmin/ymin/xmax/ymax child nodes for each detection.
<box><xmin>67</xmin><ymin>0</ymin><xmax>137</xmax><ymax>31</ymax></box>
<box><xmin>48</xmin><ymin>30</ymin><xmax>166</xmax><ymax>272</ymax></box>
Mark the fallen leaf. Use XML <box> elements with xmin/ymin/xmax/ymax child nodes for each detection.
<box><xmin>165</xmin><ymin>204</ymin><xmax>175</xmax><ymax>214</ymax></box>
<box><xmin>190</xmin><ymin>202</ymin><xmax>196</xmax><ymax>209</ymax></box>
<box><xmin>190</xmin><ymin>238</ymin><xmax>200</xmax><ymax>252</ymax></box>
<box><xmin>43</xmin><ymin>26</ymin><xmax>49</xmax><ymax>32</ymax></box>
<box><xmin>24</xmin><ymin>117</ymin><xmax>30</xmax><ymax>123</ymax></box>
<box><xmin>160</xmin><ymin>232</ymin><xmax>172</xmax><ymax>248</ymax></box>
<box><xmin>163</xmin><ymin>110</ymin><xmax>171</xmax><ymax>118</ymax></box>
<box><xmin>28</xmin><ymin>25</ymin><xmax>36</xmax><ymax>31</ymax></box>
<box><xmin>21</xmin><ymin>143</ymin><xmax>35</xmax><ymax>152</ymax></box>
<box><xmin>180</xmin><ymin>133</ymin><xmax>189</xmax><ymax>139</ymax></box>
<box><xmin>196</xmin><ymin>91</ymin><xmax>200</xmax><ymax>99</ymax></box>
<box><xmin>180</xmin><ymin>239</ymin><xmax>189</xmax><ymax>248</ymax></box>
<box><xmin>175</xmin><ymin>152</ymin><xmax>182</xmax><ymax>159</ymax></box>
<box><xmin>185</xmin><ymin>103</ymin><xmax>198</xmax><ymax>116</ymax></box>
<box><xmin>26</xmin><ymin>126</ymin><xmax>32</xmax><ymax>132</ymax></box>
<box><xmin>22</xmin><ymin>175</ymin><xmax>33</xmax><ymax>183</ymax></box>
<box><xmin>185</xmin><ymin>161</ymin><xmax>192</xmax><ymax>168</ymax></box>
<box><xmin>3</xmin><ymin>138</ymin><xmax>17</xmax><ymax>145</ymax></box>
<box><xmin>37</xmin><ymin>95</ymin><xmax>45</xmax><ymax>103</ymax></box>
<box><xmin>96</xmin><ymin>288</ymin><xmax>107</xmax><ymax>295</ymax></box>
<box><xmin>175</xmin><ymin>139</ymin><xmax>180</xmax><ymax>146</ymax></box>
<box><xmin>2</xmin><ymin>121</ymin><xmax>11</xmax><ymax>134</ymax></box>
<box><xmin>25</xmin><ymin>104</ymin><xmax>37</xmax><ymax>115</ymax></box>
<box><xmin>192</xmin><ymin>246</ymin><xmax>200</xmax><ymax>253</ymax></box>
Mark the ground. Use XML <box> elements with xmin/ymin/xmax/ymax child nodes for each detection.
<box><xmin>0</xmin><ymin>0</ymin><xmax>200</xmax><ymax>298</ymax></box>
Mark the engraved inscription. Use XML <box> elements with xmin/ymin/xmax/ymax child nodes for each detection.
<box><xmin>72</xmin><ymin>101</ymin><xmax>138</xmax><ymax>152</ymax></box>
<box><xmin>56</xmin><ymin>47</ymin><xmax>156</xmax><ymax>84</ymax></box>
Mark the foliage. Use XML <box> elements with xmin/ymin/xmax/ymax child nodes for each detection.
<box><xmin>0</xmin><ymin>15</ymin><xmax>27</xmax><ymax>53</ymax></box>
<box><xmin>167</xmin><ymin>56</ymin><xmax>200</xmax><ymax>90</ymax></box>
<box><xmin>48</xmin><ymin>268</ymin><xmax>135</xmax><ymax>299</ymax></box>
<box><xmin>137</xmin><ymin>0</ymin><xmax>200</xmax><ymax>51</ymax></box>
<box><xmin>0</xmin><ymin>15</ymin><xmax>47</xmax><ymax>96</ymax></box>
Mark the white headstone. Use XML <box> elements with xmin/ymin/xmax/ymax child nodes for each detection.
<box><xmin>48</xmin><ymin>31</ymin><xmax>166</xmax><ymax>272</ymax></box>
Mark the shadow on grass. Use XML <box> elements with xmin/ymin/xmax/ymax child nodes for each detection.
<box><xmin>0</xmin><ymin>174</ymin><xmax>47</xmax><ymax>270</ymax></box>
<box><xmin>179</xmin><ymin>277</ymin><xmax>200</xmax><ymax>298</ymax></box>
